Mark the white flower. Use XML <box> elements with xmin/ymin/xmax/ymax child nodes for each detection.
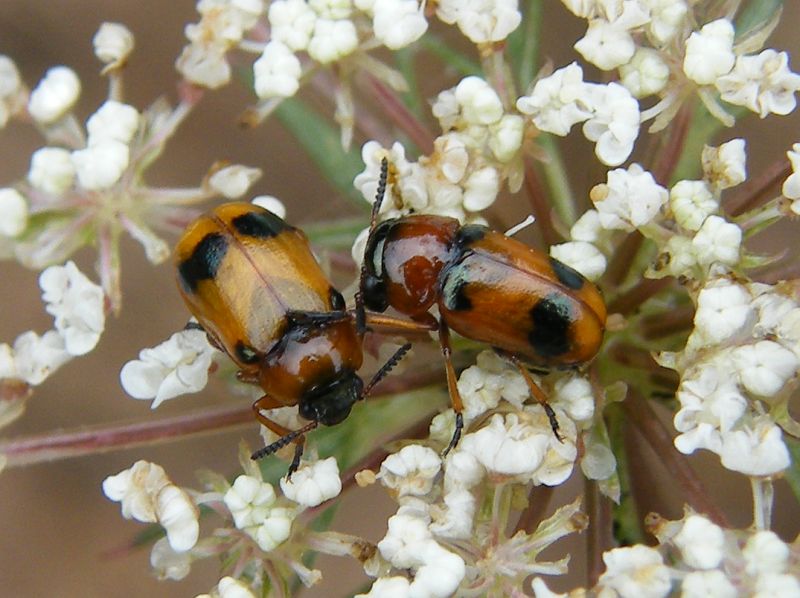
<box><xmin>409</xmin><ymin>541</ymin><xmax>466</xmax><ymax>597</ymax></box>
<box><xmin>581</xmin><ymin>435</ymin><xmax>617</xmax><ymax>480</ymax></box>
<box><xmin>691</xmin><ymin>215</ymin><xmax>741</xmax><ymax>267</ymax></box>
<box><xmin>27</xmin><ymin>66</ymin><xmax>81</xmax><ymax>124</ymax></box>
<box><xmin>710</xmin><ymin>160</ymin><xmax>739</xmax><ymax>208</ymax></box>
<box><xmin>71</xmin><ymin>140</ymin><xmax>130</xmax><ymax>190</ymax></box>
<box><xmin>356</xmin><ymin>577</ymin><xmax>411</xmax><ymax>598</ymax></box>
<box><xmin>591</xmin><ymin>164</ymin><xmax>667</xmax><ymax>231</ymax></box>
<box><xmin>730</xmin><ymin>340</ymin><xmax>798</xmax><ymax>397</ymax></box>
<box><xmin>443</xmin><ymin>449</ymin><xmax>485</xmax><ymax>492</ymax></box>
<box><xmin>254</xmin><ymin>507</ymin><xmax>294</xmax><ymax>551</ymax></box>
<box><xmin>176</xmin><ymin>42</ymin><xmax>231</xmax><ymax>89</ymax></box>
<box><xmin>0</xmin><ymin>54</ymin><xmax>22</xmax><ymax>99</ymax></box>
<box><xmin>755</xmin><ymin>574</ymin><xmax>800</xmax><ymax>596</ymax></box>
<box><xmin>224</xmin><ymin>475</ymin><xmax>277</xmax><ymax>529</ymax></box>
<box><xmin>40</xmin><ymin>261</ymin><xmax>105</xmax><ymax>355</ymax></box>
<box><xmin>436</xmin><ymin>0</ymin><xmax>522</xmax><ymax>44</ymax></box>
<box><xmin>150</xmin><ymin>537</ymin><xmax>192</xmax><ymax>581</ymax></box>
<box><xmin>253</xmin><ymin>41</ymin><xmax>302</xmax><ymax>99</ymax></box>
<box><xmin>456</xmin><ymin>350</ymin><xmax>529</xmax><ymax>419</ymax></box>
<box><xmin>575</xmin><ymin>19</ymin><xmax>635</xmax><ymax>71</ymax></box>
<box><xmin>488</xmin><ymin>114</ymin><xmax>524</xmax><ymax>162</ymax></box>
<box><xmin>598</xmin><ymin>545</ymin><xmax>671</xmax><ymax>598</ymax></box>
<box><xmin>373</xmin><ymin>0</ymin><xmax>428</xmax><ymax>50</ymax></box>
<box><xmin>670</xmin><ymin>180</ymin><xmax>717</xmax><ymax>231</ymax></box>
<box><xmin>462</xmin><ymin>166</ymin><xmax>500</xmax><ymax>212</ymax></box>
<box><xmin>0</xmin><ymin>188</ymin><xmax>28</xmax><ymax>237</ymax></box>
<box><xmin>460</xmin><ymin>413</ymin><xmax>550</xmax><ymax>477</ymax></box>
<box><xmin>516</xmin><ymin>62</ymin><xmax>593</xmax><ymax>136</ymax></box>
<box><xmin>716</xmin><ymin>50</ymin><xmax>800</xmax><ymax>118</ymax></box>
<box><xmin>570</xmin><ymin>209</ymin><xmax>603</xmax><ymax>243</ymax></box>
<box><xmin>674</xmin><ymin>362</ymin><xmax>747</xmax><ymax>436</ymax></box>
<box><xmin>307</xmin><ymin>18</ymin><xmax>357</xmax><ymax>64</ymax></box>
<box><xmin>673</xmin><ymin>515</ymin><xmax>724</xmax><ymax>569</ymax></box>
<box><xmin>682</xmin><ymin>19</ymin><xmax>735</xmax><ymax>85</ymax></box>
<box><xmin>454</xmin><ymin>76</ymin><xmax>503</xmax><ymax>125</ymax></box>
<box><xmin>102</xmin><ymin>460</ymin><xmax>199</xmax><ymax>552</ymax></box>
<box><xmin>217</xmin><ymin>576</ymin><xmax>257</xmax><ymax>598</ymax></box>
<box><xmin>553</xmin><ymin>374</ymin><xmax>595</xmax><ymax>423</ymax></box>
<box><xmin>582</xmin><ymin>82</ymin><xmax>640</xmax><ymax>166</ymax></box>
<box><xmin>251</xmin><ymin>195</ymin><xmax>287</xmax><ymax>219</ymax></box>
<box><xmin>550</xmin><ymin>241</ymin><xmax>606</xmax><ymax>281</ymax></box>
<box><xmin>782</xmin><ymin>143</ymin><xmax>800</xmax><ymax>204</ymax></box>
<box><xmin>379</xmin><ymin>445</ymin><xmax>442</xmax><ymax>497</ymax></box>
<box><xmin>743</xmin><ymin>530</ymin><xmax>789</xmax><ymax>576</ymax></box>
<box><xmin>646</xmin><ymin>0</ymin><xmax>687</xmax><ymax>45</ymax></box>
<box><xmin>719</xmin><ymin>418</ymin><xmax>790</xmax><ymax>476</ymax></box>
<box><xmin>378</xmin><ymin>512</ymin><xmax>434</xmax><ymax>568</ymax></box>
<box><xmin>86</xmin><ymin>100</ymin><xmax>140</xmax><ymax>145</ymax></box>
<box><xmin>619</xmin><ymin>48</ymin><xmax>670</xmax><ymax>98</ymax></box>
<box><xmin>309</xmin><ymin>0</ymin><xmax>352</xmax><ymax>20</ymax></box>
<box><xmin>693</xmin><ymin>280</ymin><xmax>754</xmax><ymax>345</ymax></box>
<box><xmin>28</xmin><ymin>147</ymin><xmax>76</xmax><ymax>195</ymax></box>
<box><xmin>208</xmin><ymin>164</ymin><xmax>262</xmax><ymax>198</ymax></box>
<box><xmin>269</xmin><ymin>0</ymin><xmax>317</xmax><ymax>51</ymax></box>
<box><xmin>12</xmin><ymin>330</ymin><xmax>71</xmax><ymax>386</ymax></box>
<box><xmin>280</xmin><ymin>457</ymin><xmax>342</xmax><ymax>506</ymax></box>
<box><xmin>354</xmin><ymin>140</ymin><xmax>413</xmax><ymax>212</ymax></box>
<box><xmin>429</xmin><ymin>488</ymin><xmax>476</xmax><ymax>539</ymax></box>
<box><xmin>119</xmin><ymin>328</ymin><xmax>216</xmax><ymax>407</ymax></box>
<box><xmin>157</xmin><ymin>485</ymin><xmax>201</xmax><ymax>552</ymax></box>
<box><xmin>93</xmin><ymin>22</ymin><xmax>135</xmax><ymax>68</ymax></box>
<box><xmin>681</xmin><ymin>570</ymin><xmax>737</xmax><ymax>598</ymax></box>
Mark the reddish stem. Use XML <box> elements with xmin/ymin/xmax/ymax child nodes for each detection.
<box><xmin>364</xmin><ymin>75</ymin><xmax>434</xmax><ymax>155</ymax></box>
<box><xmin>607</xmin><ymin>278</ymin><xmax>674</xmax><ymax>316</ymax></box>
<box><xmin>522</xmin><ymin>156</ymin><xmax>560</xmax><ymax>247</ymax></box>
<box><xmin>0</xmin><ymin>403</ymin><xmax>254</xmax><ymax>467</ymax></box>
<box><xmin>622</xmin><ymin>391</ymin><xmax>730</xmax><ymax>527</ymax></box>
<box><xmin>727</xmin><ymin>158</ymin><xmax>791</xmax><ymax>217</ymax></box>
<box><xmin>585</xmin><ymin>478</ymin><xmax>613</xmax><ymax>587</ymax></box>
<box><xmin>651</xmin><ymin>103</ymin><xmax>692</xmax><ymax>186</ymax></box>
<box><xmin>514</xmin><ymin>485</ymin><xmax>555</xmax><ymax>533</ymax></box>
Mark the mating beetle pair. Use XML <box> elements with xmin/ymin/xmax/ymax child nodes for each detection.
<box><xmin>174</xmin><ymin>159</ymin><xmax>607</xmax><ymax>474</ymax></box>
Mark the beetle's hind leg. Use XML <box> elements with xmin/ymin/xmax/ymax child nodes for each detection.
<box><xmin>504</xmin><ymin>354</ymin><xmax>563</xmax><ymax>443</ymax></box>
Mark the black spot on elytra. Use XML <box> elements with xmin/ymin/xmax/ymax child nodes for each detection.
<box><xmin>235</xmin><ymin>341</ymin><xmax>259</xmax><ymax>364</ymax></box>
<box><xmin>232</xmin><ymin>210</ymin><xmax>290</xmax><ymax>239</ymax></box>
<box><xmin>443</xmin><ymin>277</ymin><xmax>472</xmax><ymax>311</ymax></box>
<box><xmin>550</xmin><ymin>257</ymin><xmax>585</xmax><ymax>290</ymax></box>
<box><xmin>455</xmin><ymin>224</ymin><xmax>487</xmax><ymax>249</ymax></box>
<box><xmin>529</xmin><ymin>294</ymin><xmax>573</xmax><ymax>358</ymax></box>
<box><xmin>329</xmin><ymin>287</ymin><xmax>346</xmax><ymax>311</ymax></box>
<box><xmin>178</xmin><ymin>233</ymin><xmax>228</xmax><ymax>293</ymax></box>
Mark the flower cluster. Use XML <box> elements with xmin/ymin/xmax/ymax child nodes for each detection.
<box><xmin>534</xmin><ymin>510</ymin><xmax>800</xmax><ymax>597</ymax></box>
<box><xmin>103</xmin><ymin>451</ymin><xmax>348</xmax><ymax>592</ymax></box>
<box><xmin>563</xmin><ymin>1</ymin><xmax>800</xmax><ymax>129</ymax></box>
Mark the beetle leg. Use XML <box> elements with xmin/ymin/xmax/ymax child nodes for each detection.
<box><xmin>183</xmin><ymin>320</ymin><xmax>225</xmax><ymax>352</ymax></box>
<box><xmin>362</xmin><ymin>312</ymin><xmax>438</xmax><ymax>340</ymax></box>
<box><xmin>250</xmin><ymin>395</ymin><xmax>308</xmax><ymax>476</ymax></box>
<box><xmin>438</xmin><ymin>320</ymin><xmax>465</xmax><ymax>456</ymax></box>
<box><xmin>506</xmin><ymin>354</ymin><xmax>563</xmax><ymax>443</ymax></box>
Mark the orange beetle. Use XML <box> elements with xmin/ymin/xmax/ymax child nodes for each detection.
<box><xmin>175</xmin><ymin>202</ymin><xmax>407</xmax><ymax>473</ymax></box>
<box><xmin>359</xmin><ymin>159</ymin><xmax>607</xmax><ymax>450</ymax></box>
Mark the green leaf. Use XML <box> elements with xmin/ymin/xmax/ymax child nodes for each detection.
<box><xmin>274</xmin><ymin>99</ymin><xmax>365</xmax><ymax>207</ymax></box>
<box><xmin>508</xmin><ymin>0</ymin><xmax>543</xmax><ymax>91</ymax></box>
<box><xmin>784</xmin><ymin>436</ymin><xmax>800</xmax><ymax>506</ymax></box>
<box><xmin>394</xmin><ymin>47</ymin><xmax>424</xmax><ymax>120</ymax></box>
<box><xmin>735</xmin><ymin>0</ymin><xmax>783</xmax><ymax>46</ymax></box>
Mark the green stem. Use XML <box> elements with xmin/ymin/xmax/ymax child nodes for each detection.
<box><xmin>750</xmin><ymin>477</ymin><xmax>774</xmax><ymax>530</ymax></box>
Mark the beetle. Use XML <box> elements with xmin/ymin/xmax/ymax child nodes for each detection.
<box><xmin>359</xmin><ymin>158</ymin><xmax>607</xmax><ymax>451</ymax></box>
<box><xmin>175</xmin><ymin>201</ymin><xmax>409</xmax><ymax>473</ymax></box>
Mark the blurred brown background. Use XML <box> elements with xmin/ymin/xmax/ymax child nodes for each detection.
<box><xmin>0</xmin><ymin>2</ymin><xmax>798</xmax><ymax>597</ymax></box>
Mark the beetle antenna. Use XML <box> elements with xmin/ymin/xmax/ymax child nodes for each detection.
<box><xmin>251</xmin><ymin>421</ymin><xmax>318</xmax><ymax>461</ymax></box>
<box><xmin>355</xmin><ymin>157</ymin><xmax>390</xmax><ymax>336</ymax></box>
<box><xmin>362</xmin><ymin>342</ymin><xmax>412</xmax><ymax>398</ymax></box>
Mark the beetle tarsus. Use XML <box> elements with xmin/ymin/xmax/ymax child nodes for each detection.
<box><xmin>442</xmin><ymin>411</ymin><xmax>464</xmax><ymax>457</ymax></box>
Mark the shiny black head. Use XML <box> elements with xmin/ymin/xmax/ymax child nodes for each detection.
<box><xmin>361</xmin><ymin>220</ymin><xmax>392</xmax><ymax>312</ymax></box>
<box><xmin>298</xmin><ymin>371</ymin><xmax>364</xmax><ymax>426</ymax></box>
